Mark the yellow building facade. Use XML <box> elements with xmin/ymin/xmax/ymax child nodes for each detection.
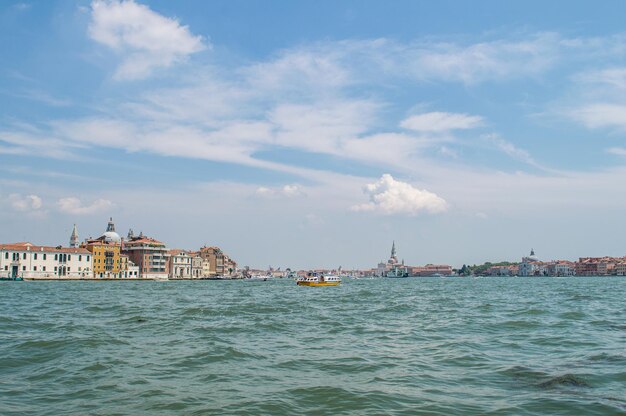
<box><xmin>85</xmin><ymin>241</ymin><xmax>121</xmax><ymax>278</ymax></box>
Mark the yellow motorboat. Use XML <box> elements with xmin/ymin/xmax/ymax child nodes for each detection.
<box><xmin>296</xmin><ymin>272</ymin><xmax>341</xmax><ymax>287</ymax></box>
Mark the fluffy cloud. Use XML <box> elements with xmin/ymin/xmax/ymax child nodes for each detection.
<box><xmin>57</xmin><ymin>197</ymin><xmax>114</xmax><ymax>215</ymax></box>
<box><xmin>351</xmin><ymin>174</ymin><xmax>448</xmax><ymax>215</ymax></box>
<box><xmin>9</xmin><ymin>194</ymin><xmax>43</xmax><ymax>212</ymax></box>
<box><xmin>89</xmin><ymin>0</ymin><xmax>205</xmax><ymax>80</ymax></box>
<box><xmin>400</xmin><ymin>112</ymin><xmax>483</xmax><ymax>132</ymax></box>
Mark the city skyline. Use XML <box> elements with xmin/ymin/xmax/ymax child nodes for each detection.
<box><xmin>3</xmin><ymin>1</ymin><xmax>626</xmax><ymax>269</ymax></box>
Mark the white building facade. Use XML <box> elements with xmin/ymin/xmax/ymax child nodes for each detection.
<box><xmin>168</xmin><ymin>250</ymin><xmax>192</xmax><ymax>279</ymax></box>
<box><xmin>0</xmin><ymin>242</ymin><xmax>92</xmax><ymax>279</ymax></box>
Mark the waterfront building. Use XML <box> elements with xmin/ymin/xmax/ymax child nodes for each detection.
<box><xmin>575</xmin><ymin>257</ymin><xmax>616</xmax><ymax>276</ymax></box>
<box><xmin>376</xmin><ymin>241</ymin><xmax>409</xmax><ymax>276</ymax></box>
<box><xmin>374</xmin><ymin>242</ymin><xmax>452</xmax><ymax>277</ymax></box>
<box><xmin>85</xmin><ymin>241</ymin><xmax>121</xmax><ymax>278</ymax></box>
<box><xmin>223</xmin><ymin>254</ymin><xmax>238</xmax><ymax>276</ymax></box>
<box><xmin>84</xmin><ymin>218</ymin><xmax>122</xmax><ymax>278</ymax></box>
<box><xmin>376</xmin><ymin>261</ymin><xmax>387</xmax><ymax>277</ymax></box>
<box><xmin>168</xmin><ymin>249</ymin><xmax>192</xmax><ymax>279</ymax></box>
<box><xmin>0</xmin><ymin>242</ymin><xmax>92</xmax><ymax>279</ymax></box>
<box><xmin>576</xmin><ymin>257</ymin><xmax>600</xmax><ymax>276</ymax></box>
<box><xmin>201</xmin><ymin>257</ymin><xmax>211</xmax><ymax>278</ymax></box>
<box><xmin>412</xmin><ymin>264</ymin><xmax>454</xmax><ymax>276</ymax></box>
<box><xmin>199</xmin><ymin>246</ymin><xmax>225</xmax><ymax>277</ymax></box>
<box><xmin>614</xmin><ymin>260</ymin><xmax>626</xmax><ymax>276</ymax></box>
<box><xmin>546</xmin><ymin>261</ymin><xmax>576</xmax><ymax>277</ymax></box>
<box><xmin>518</xmin><ymin>249</ymin><xmax>546</xmax><ymax>276</ymax></box>
<box><xmin>485</xmin><ymin>265</ymin><xmax>512</xmax><ymax>276</ymax></box>
<box><xmin>123</xmin><ymin>233</ymin><xmax>168</xmax><ymax>279</ymax></box>
<box><xmin>190</xmin><ymin>252</ymin><xmax>203</xmax><ymax>278</ymax></box>
<box><xmin>119</xmin><ymin>254</ymin><xmax>140</xmax><ymax>278</ymax></box>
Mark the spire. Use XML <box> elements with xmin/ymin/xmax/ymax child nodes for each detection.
<box><xmin>391</xmin><ymin>241</ymin><xmax>396</xmax><ymax>258</ymax></box>
<box><xmin>530</xmin><ymin>248</ymin><xmax>535</xmax><ymax>256</ymax></box>
<box><xmin>106</xmin><ymin>217</ymin><xmax>115</xmax><ymax>233</ymax></box>
<box><xmin>69</xmin><ymin>224</ymin><xmax>79</xmax><ymax>248</ymax></box>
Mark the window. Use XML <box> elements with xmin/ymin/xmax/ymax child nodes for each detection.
<box><xmin>34</xmin><ymin>266</ymin><xmax>37</xmax><ymax>271</ymax></box>
<box><xmin>4</xmin><ymin>252</ymin><xmax>7</xmax><ymax>259</ymax></box>
<box><xmin>22</xmin><ymin>253</ymin><xmax>26</xmax><ymax>259</ymax></box>
<box><xmin>4</xmin><ymin>266</ymin><xmax>7</xmax><ymax>270</ymax></box>
<box><xmin>87</xmin><ymin>256</ymin><xmax>90</xmax><ymax>262</ymax></box>
<box><xmin>34</xmin><ymin>253</ymin><xmax>37</xmax><ymax>260</ymax></box>
<box><xmin>22</xmin><ymin>266</ymin><xmax>25</xmax><ymax>271</ymax></box>
<box><xmin>43</xmin><ymin>266</ymin><xmax>46</xmax><ymax>271</ymax></box>
<box><xmin>68</xmin><ymin>255</ymin><xmax>71</xmax><ymax>261</ymax></box>
<box><xmin>54</xmin><ymin>267</ymin><xmax>57</xmax><ymax>272</ymax></box>
<box><xmin>79</xmin><ymin>255</ymin><xmax>82</xmax><ymax>261</ymax></box>
<box><xmin>67</xmin><ymin>268</ymin><xmax>70</xmax><ymax>272</ymax></box>
<box><xmin>43</xmin><ymin>254</ymin><xmax>47</xmax><ymax>260</ymax></box>
<box><xmin>55</xmin><ymin>254</ymin><xmax>58</xmax><ymax>261</ymax></box>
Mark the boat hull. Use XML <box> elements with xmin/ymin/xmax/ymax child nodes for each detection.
<box><xmin>297</xmin><ymin>281</ymin><xmax>340</xmax><ymax>287</ymax></box>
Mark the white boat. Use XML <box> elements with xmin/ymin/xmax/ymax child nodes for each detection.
<box><xmin>296</xmin><ymin>272</ymin><xmax>341</xmax><ymax>286</ymax></box>
<box><xmin>386</xmin><ymin>267</ymin><xmax>409</xmax><ymax>278</ymax></box>
<box><xmin>248</xmin><ymin>274</ymin><xmax>272</xmax><ymax>280</ymax></box>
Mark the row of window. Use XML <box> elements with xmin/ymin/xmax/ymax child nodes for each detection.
<box><xmin>3</xmin><ymin>252</ymin><xmax>90</xmax><ymax>262</ymax></box>
<box><xmin>3</xmin><ymin>265</ymin><xmax>82</xmax><ymax>272</ymax></box>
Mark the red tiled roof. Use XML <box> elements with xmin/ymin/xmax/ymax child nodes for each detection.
<box><xmin>125</xmin><ymin>237</ymin><xmax>165</xmax><ymax>246</ymax></box>
<box><xmin>167</xmin><ymin>249</ymin><xmax>189</xmax><ymax>255</ymax></box>
<box><xmin>0</xmin><ymin>242</ymin><xmax>90</xmax><ymax>254</ymax></box>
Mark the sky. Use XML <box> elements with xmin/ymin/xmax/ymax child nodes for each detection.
<box><xmin>2</xmin><ymin>1</ymin><xmax>626</xmax><ymax>269</ymax></box>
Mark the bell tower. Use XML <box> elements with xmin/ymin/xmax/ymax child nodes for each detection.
<box><xmin>69</xmin><ymin>224</ymin><xmax>79</xmax><ymax>248</ymax></box>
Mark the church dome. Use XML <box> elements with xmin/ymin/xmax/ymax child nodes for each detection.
<box><xmin>102</xmin><ymin>231</ymin><xmax>121</xmax><ymax>243</ymax></box>
<box><xmin>101</xmin><ymin>217</ymin><xmax>121</xmax><ymax>243</ymax></box>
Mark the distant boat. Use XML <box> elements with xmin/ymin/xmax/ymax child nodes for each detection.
<box><xmin>248</xmin><ymin>273</ymin><xmax>272</xmax><ymax>281</ymax></box>
<box><xmin>386</xmin><ymin>268</ymin><xmax>409</xmax><ymax>278</ymax></box>
<box><xmin>296</xmin><ymin>272</ymin><xmax>341</xmax><ymax>287</ymax></box>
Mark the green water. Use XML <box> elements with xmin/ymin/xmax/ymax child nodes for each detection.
<box><xmin>1</xmin><ymin>277</ymin><xmax>625</xmax><ymax>415</ymax></box>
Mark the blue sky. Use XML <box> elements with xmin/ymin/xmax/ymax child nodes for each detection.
<box><xmin>2</xmin><ymin>1</ymin><xmax>626</xmax><ymax>269</ymax></box>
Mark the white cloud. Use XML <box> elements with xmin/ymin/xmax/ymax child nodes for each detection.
<box><xmin>351</xmin><ymin>174</ymin><xmax>448</xmax><ymax>215</ymax></box>
<box><xmin>57</xmin><ymin>197</ymin><xmax>114</xmax><ymax>215</ymax></box>
<box><xmin>0</xmin><ymin>129</ymin><xmax>85</xmax><ymax>160</ymax></box>
<box><xmin>400</xmin><ymin>112</ymin><xmax>483</xmax><ymax>132</ymax></box>
<box><xmin>255</xmin><ymin>184</ymin><xmax>303</xmax><ymax>198</ymax></box>
<box><xmin>9</xmin><ymin>194</ymin><xmax>42</xmax><ymax>212</ymax></box>
<box><xmin>607</xmin><ymin>147</ymin><xmax>626</xmax><ymax>157</ymax></box>
<box><xmin>89</xmin><ymin>0</ymin><xmax>205</xmax><ymax>80</ymax></box>
<box><xmin>576</xmin><ymin>67</ymin><xmax>626</xmax><ymax>90</ymax></box>
<box><xmin>270</xmin><ymin>100</ymin><xmax>379</xmax><ymax>154</ymax></box>
<box><xmin>573</xmin><ymin>103</ymin><xmax>626</xmax><ymax>130</ymax></box>
<box><xmin>407</xmin><ymin>34</ymin><xmax>559</xmax><ymax>84</ymax></box>
<box><xmin>484</xmin><ymin>133</ymin><xmax>536</xmax><ymax>165</ymax></box>
<box><xmin>245</xmin><ymin>48</ymin><xmax>350</xmax><ymax>93</ymax></box>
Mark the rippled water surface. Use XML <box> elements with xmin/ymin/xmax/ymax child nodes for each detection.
<box><xmin>1</xmin><ymin>277</ymin><xmax>625</xmax><ymax>415</ymax></box>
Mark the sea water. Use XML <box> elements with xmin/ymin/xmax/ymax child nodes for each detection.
<box><xmin>0</xmin><ymin>277</ymin><xmax>625</xmax><ymax>415</ymax></box>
